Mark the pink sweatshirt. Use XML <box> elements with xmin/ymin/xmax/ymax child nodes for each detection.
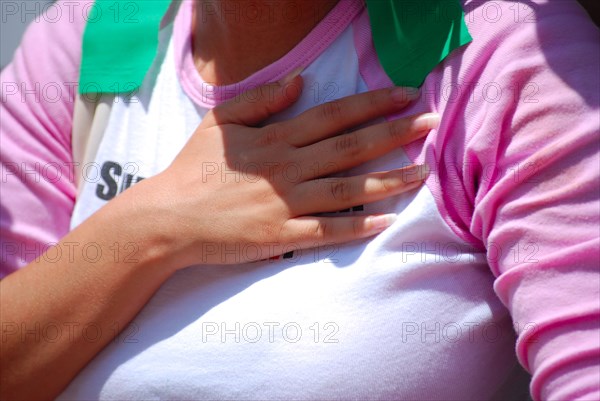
<box><xmin>1</xmin><ymin>1</ymin><xmax>599</xmax><ymax>400</ymax></box>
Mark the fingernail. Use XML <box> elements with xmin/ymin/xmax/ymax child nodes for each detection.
<box><xmin>279</xmin><ymin>66</ymin><xmax>304</xmax><ymax>86</ymax></box>
<box><xmin>368</xmin><ymin>213</ymin><xmax>397</xmax><ymax>232</ymax></box>
<box><xmin>391</xmin><ymin>87</ymin><xmax>420</xmax><ymax>103</ymax></box>
<box><xmin>413</xmin><ymin>113</ymin><xmax>440</xmax><ymax>132</ymax></box>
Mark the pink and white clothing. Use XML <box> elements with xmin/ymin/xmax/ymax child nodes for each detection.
<box><xmin>1</xmin><ymin>0</ymin><xmax>599</xmax><ymax>400</ymax></box>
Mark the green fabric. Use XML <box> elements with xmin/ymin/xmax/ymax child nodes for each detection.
<box><xmin>78</xmin><ymin>0</ymin><xmax>471</xmax><ymax>94</ymax></box>
<box><xmin>79</xmin><ymin>0</ymin><xmax>171</xmax><ymax>94</ymax></box>
<box><xmin>365</xmin><ymin>0</ymin><xmax>472</xmax><ymax>87</ymax></box>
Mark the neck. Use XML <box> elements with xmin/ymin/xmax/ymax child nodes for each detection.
<box><xmin>192</xmin><ymin>0</ymin><xmax>339</xmax><ymax>85</ymax></box>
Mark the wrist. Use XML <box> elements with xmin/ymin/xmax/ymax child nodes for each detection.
<box><xmin>78</xmin><ymin>176</ymin><xmax>183</xmax><ymax>274</ymax></box>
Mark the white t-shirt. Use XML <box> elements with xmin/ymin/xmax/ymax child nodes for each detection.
<box><xmin>62</xmin><ymin>2</ymin><xmax>525</xmax><ymax>399</ymax></box>
<box><xmin>3</xmin><ymin>0</ymin><xmax>599</xmax><ymax>399</ymax></box>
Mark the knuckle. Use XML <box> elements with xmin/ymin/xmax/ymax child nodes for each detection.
<box><xmin>250</xmin><ymin>85</ymin><xmax>278</xmax><ymax>115</ymax></box>
<box><xmin>329</xmin><ymin>180</ymin><xmax>352</xmax><ymax>202</ymax></box>
<box><xmin>335</xmin><ymin>132</ymin><xmax>360</xmax><ymax>156</ymax></box>
<box><xmin>277</xmin><ymin>219</ymin><xmax>296</xmax><ymax>243</ymax></box>
<box><xmin>387</xmin><ymin>119</ymin><xmax>408</xmax><ymax>140</ymax></box>
<box><xmin>380</xmin><ymin>171</ymin><xmax>401</xmax><ymax>192</ymax></box>
<box><xmin>309</xmin><ymin>220</ymin><xmax>329</xmax><ymax>240</ymax></box>
<box><xmin>380</xmin><ymin>176</ymin><xmax>394</xmax><ymax>193</ymax></box>
<box><xmin>257</xmin><ymin>125</ymin><xmax>284</xmax><ymax>146</ymax></box>
<box><xmin>352</xmin><ymin>219</ymin><xmax>363</xmax><ymax>237</ymax></box>
<box><xmin>320</xmin><ymin>100</ymin><xmax>344</xmax><ymax>120</ymax></box>
<box><xmin>255</xmin><ymin>84</ymin><xmax>274</xmax><ymax>104</ymax></box>
<box><xmin>368</xmin><ymin>90</ymin><xmax>385</xmax><ymax>107</ymax></box>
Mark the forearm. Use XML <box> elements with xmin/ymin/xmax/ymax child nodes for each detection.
<box><xmin>0</xmin><ymin>182</ymin><xmax>176</xmax><ymax>400</ymax></box>
<box><xmin>0</xmin><ymin>77</ymin><xmax>431</xmax><ymax>399</ymax></box>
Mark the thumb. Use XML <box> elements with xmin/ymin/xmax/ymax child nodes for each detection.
<box><xmin>201</xmin><ymin>68</ymin><xmax>304</xmax><ymax>128</ymax></box>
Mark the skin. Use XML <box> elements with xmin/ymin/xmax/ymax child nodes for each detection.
<box><xmin>0</xmin><ymin>1</ymin><xmax>439</xmax><ymax>399</ymax></box>
<box><xmin>193</xmin><ymin>0</ymin><xmax>340</xmax><ymax>85</ymax></box>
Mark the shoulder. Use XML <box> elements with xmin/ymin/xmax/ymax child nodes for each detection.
<box><xmin>2</xmin><ymin>0</ymin><xmax>92</xmax><ymax>136</ymax></box>
<box><xmin>0</xmin><ymin>0</ymin><xmax>93</xmax><ymax>276</ymax></box>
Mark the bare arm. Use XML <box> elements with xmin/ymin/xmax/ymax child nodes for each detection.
<box><xmin>1</xmin><ymin>77</ymin><xmax>436</xmax><ymax>400</ymax></box>
<box><xmin>0</xmin><ymin>183</ymin><xmax>175</xmax><ymax>400</ymax></box>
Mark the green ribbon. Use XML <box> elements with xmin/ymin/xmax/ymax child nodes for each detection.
<box><xmin>79</xmin><ymin>0</ymin><xmax>171</xmax><ymax>94</ymax></box>
<box><xmin>78</xmin><ymin>0</ymin><xmax>471</xmax><ymax>94</ymax></box>
<box><xmin>366</xmin><ymin>0</ymin><xmax>472</xmax><ymax>87</ymax></box>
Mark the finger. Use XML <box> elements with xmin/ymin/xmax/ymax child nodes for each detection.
<box><xmin>281</xmin><ymin>86</ymin><xmax>419</xmax><ymax>147</ymax></box>
<box><xmin>200</xmin><ymin>68</ymin><xmax>304</xmax><ymax>128</ymax></box>
<box><xmin>280</xmin><ymin>214</ymin><xmax>398</xmax><ymax>249</ymax></box>
<box><xmin>287</xmin><ymin>165</ymin><xmax>429</xmax><ymax>216</ymax></box>
<box><xmin>295</xmin><ymin>113</ymin><xmax>439</xmax><ymax>179</ymax></box>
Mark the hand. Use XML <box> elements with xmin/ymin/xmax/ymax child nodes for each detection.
<box><xmin>139</xmin><ymin>74</ymin><xmax>438</xmax><ymax>268</ymax></box>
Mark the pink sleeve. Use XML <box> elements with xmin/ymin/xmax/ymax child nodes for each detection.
<box><xmin>0</xmin><ymin>1</ymin><xmax>87</xmax><ymax>277</ymax></box>
<box><xmin>366</xmin><ymin>1</ymin><xmax>600</xmax><ymax>399</ymax></box>
<box><xmin>441</xmin><ymin>2</ymin><xmax>600</xmax><ymax>400</ymax></box>
<box><xmin>481</xmin><ymin>36</ymin><xmax>600</xmax><ymax>400</ymax></box>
